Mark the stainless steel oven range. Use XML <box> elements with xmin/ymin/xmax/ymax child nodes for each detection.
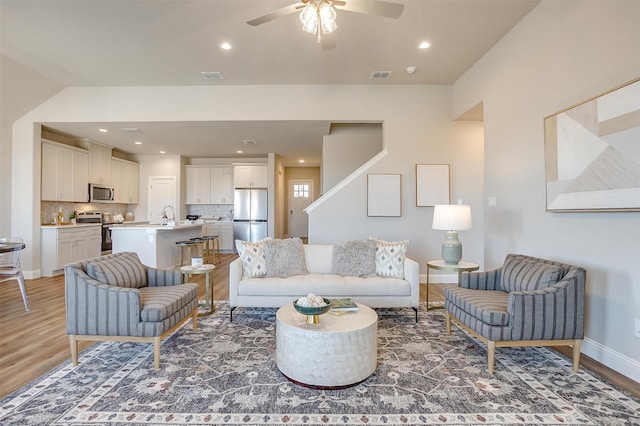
<box><xmin>76</xmin><ymin>211</ymin><xmax>119</xmax><ymax>254</ymax></box>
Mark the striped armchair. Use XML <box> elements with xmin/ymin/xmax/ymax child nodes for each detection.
<box><xmin>444</xmin><ymin>254</ymin><xmax>586</xmax><ymax>374</ymax></box>
<box><xmin>65</xmin><ymin>252</ymin><xmax>199</xmax><ymax>369</ymax></box>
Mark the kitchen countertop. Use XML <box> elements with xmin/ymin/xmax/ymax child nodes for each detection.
<box><xmin>109</xmin><ymin>222</ymin><xmax>205</xmax><ymax>231</ymax></box>
<box><xmin>41</xmin><ymin>223</ymin><xmax>101</xmax><ymax>228</ymax></box>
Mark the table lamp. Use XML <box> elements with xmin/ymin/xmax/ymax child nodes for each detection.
<box><xmin>432</xmin><ymin>204</ymin><xmax>472</xmax><ymax>265</ymax></box>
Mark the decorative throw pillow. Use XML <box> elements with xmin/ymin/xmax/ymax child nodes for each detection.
<box><xmin>86</xmin><ymin>252</ymin><xmax>147</xmax><ymax>288</ymax></box>
<box><xmin>263</xmin><ymin>237</ymin><xmax>307</xmax><ymax>278</ymax></box>
<box><xmin>501</xmin><ymin>256</ymin><xmax>563</xmax><ymax>292</ymax></box>
<box><xmin>235</xmin><ymin>237</ymin><xmax>272</xmax><ymax>279</ymax></box>
<box><xmin>331</xmin><ymin>239</ymin><xmax>377</xmax><ymax>278</ymax></box>
<box><xmin>370</xmin><ymin>237</ymin><xmax>408</xmax><ymax>279</ymax></box>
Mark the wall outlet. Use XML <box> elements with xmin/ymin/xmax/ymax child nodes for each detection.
<box><xmin>635</xmin><ymin>318</ymin><xmax>640</xmax><ymax>338</ymax></box>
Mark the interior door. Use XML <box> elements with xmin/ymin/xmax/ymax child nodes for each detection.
<box><xmin>148</xmin><ymin>176</ymin><xmax>176</xmax><ymax>224</ymax></box>
<box><xmin>288</xmin><ymin>180</ymin><xmax>313</xmax><ymax>238</ymax></box>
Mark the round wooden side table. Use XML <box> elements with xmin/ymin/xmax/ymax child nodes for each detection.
<box><xmin>425</xmin><ymin>260</ymin><xmax>479</xmax><ymax>311</ymax></box>
<box><xmin>180</xmin><ymin>264</ymin><xmax>216</xmax><ymax>316</ymax></box>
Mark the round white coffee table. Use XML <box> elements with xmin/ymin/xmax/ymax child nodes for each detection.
<box><xmin>276</xmin><ymin>302</ymin><xmax>377</xmax><ymax>389</ymax></box>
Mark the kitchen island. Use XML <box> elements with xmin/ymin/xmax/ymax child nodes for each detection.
<box><xmin>110</xmin><ymin>223</ymin><xmax>204</xmax><ymax>269</ymax></box>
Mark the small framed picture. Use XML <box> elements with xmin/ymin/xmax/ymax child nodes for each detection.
<box><xmin>367</xmin><ymin>174</ymin><xmax>402</xmax><ymax>217</ymax></box>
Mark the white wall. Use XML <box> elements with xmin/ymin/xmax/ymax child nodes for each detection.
<box><xmin>322</xmin><ymin>123</ymin><xmax>382</xmax><ymax>191</ymax></box>
<box><xmin>452</xmin><ymin>0</ymin><xmax>640</xmax><ymax>380</ymax></box>
<box><xmin>0</xmin><ymin>56</ymin><xmax>62</xmax><ymax>237</ymax></box>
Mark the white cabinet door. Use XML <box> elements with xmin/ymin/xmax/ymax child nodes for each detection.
<box><xmin>234</xmin><ymin>165</ymin><xmax>267</xmax><ymax>188</ymax></box>
<box><xmin>218</xmin><ymin>229</ymin><xmax>234</xmax><ymax>251</ymax></box>
<box><xmin>186</xmin><ymin>166</ymin><xmax>211</xmax><ymax>204</ymax></box>
<box><xmin>89</xmin><ymin>142</ymin><xmax>112</xmax><ymax>185</ymax></box>
<box><xmin>111</xmin><ymin>159</ymin><xmax>123</xmax><ymax>203</ymax></box>
<box><xmin>41</xmin><ymin>141</ymin><xmax>88</xmax><ymax>202</ymax></box>
<box><xmin>121</xmin><ymin>161</ymin><xmax>140</xmax><ymax>203</ymax></box>
<box><xmin>210</xmin><ymin>167</ymin><xmax>234</xmax><ymax>204</ymax></box>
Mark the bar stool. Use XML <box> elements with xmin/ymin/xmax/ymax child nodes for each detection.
<box><xmin>189</xmin><ymin>237</ymin><xmax>205</xmax><ymax>259</ymax></box>
<box><xmin>175</xmin><ymin>240</ymin><xmax>196</xmax><ymax>267</ymax></box>
<box><xmin>202</xmin><ymin>235</ymin><xmax>220</xmax><ymax>264</ymax></box>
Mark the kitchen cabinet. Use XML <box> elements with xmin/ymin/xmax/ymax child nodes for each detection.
<box><xmin>88</xmin><ymin>141</ymin><xmax>112</xmax><ymax>185</ymax></box>
<box><xmin>41</xmin><ymin>225</ymin><xmax>101</xmax><ymax>276</ymax></box>
<box><xmin>112</xmin><ymin>158</ymin><xmax>140</xmax><ymax>204</ymax></box>
<box><xmin>211</xmin><ymin>167</ymin><xmax>234</xmax><ymax>204</ymax></box>
<box><xmin>205</xmin><ymin>221</ymin><xmax>234</xmax><ymax>252</ymax></box>
<box><xmin>186</xmin><ymin>166</ymin><xmax>234</xmax><ymax>204</ymax></box>
<box><xmin>41</xmin><ymin>140</ymin><xmax>89</xmax><ymax>202</ymax></box>
<box><xmin>233</xmin><ymin>164</ymin><xmax>267</xmax><ymax>188</ymax></box>
<box><xmin>186</xmin><ymin>166</ymin><xmax>211</xmax><ymax>204</ymax></box>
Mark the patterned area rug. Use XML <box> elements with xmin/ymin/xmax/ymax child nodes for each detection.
<box><xmin>1</xmin><ymin>303</ymin><xmax>639</xmax><ymax>425</ymax></box>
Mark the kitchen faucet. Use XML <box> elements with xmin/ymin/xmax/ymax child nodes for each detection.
<box><xmin>161</xmin><ymin>205</ymin><xmax>175</xmax><ymax>225</ymax></box>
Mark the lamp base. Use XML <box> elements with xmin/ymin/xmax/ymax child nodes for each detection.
<box><xmin>442</xmin><ymin>231</ymin><xmax>462</xmax><ymax>265</ymax></box>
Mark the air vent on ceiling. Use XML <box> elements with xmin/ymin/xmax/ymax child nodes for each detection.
<box><xmin>121</xmin><ymin>127</ymin><xmax>140</xmax><ymax>132</ymax></box>
<box><xmin>201</xmin><ymin>71</ymin><xmax>224</xmax><ymax>80</ymax></box>
<box><xmin>370</xmin><ymin>71</ymin><xmax>392</xmax><ymax>80</ymax></box>
<box><xmin>243</xmin><ymin>139</ymin><xmax>258</xmax><ymax>145</ymax></box>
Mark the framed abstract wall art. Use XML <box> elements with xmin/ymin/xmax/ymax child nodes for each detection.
<box><xmin>544</xmin><ymin>78</ymin><xmax>640</xmax><ymax>212</ymax></box>
<box><xmin>367</xmin><ymin>173</ymin><xmax>401</xmax><ymax>217</ymax></box>
<box><xmin>415</xmin><ymin>164</ymin><xmax>450</xmax><ymax>207</ymax></box>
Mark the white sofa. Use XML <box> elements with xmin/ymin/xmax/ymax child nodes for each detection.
<box><xmin>229</xmin><ymin>243</ymin><xmax>420</xmax><ymax>321</ymax></box>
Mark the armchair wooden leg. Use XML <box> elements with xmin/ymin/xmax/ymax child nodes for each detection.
<box><xmin>445</xmin><ymin>311</ymin><xmax>451</xmax><ymax>335</ymax></box>
<box><xmin>69</xmin><ymin>335</ymin><xmax>78</xmax><ymax>366</ymax></box>
<box><xmin>572</xmin><ymin>340</ymin><xmax>582</xmax><ymax>372</ymax></box>
<box><xmin>153</xmin><ymin>336</ymin><xmax>161</xmax><ymax>370</ymax></box>
<box><xmin>192</xmin><ymin>307</ymin><xmax>198</xmax><ymax>331</ymax></box>
<box><xmin>487</xmin><ymin>340</ymin><xmax>495</xmax><ymax>375</ymax></box>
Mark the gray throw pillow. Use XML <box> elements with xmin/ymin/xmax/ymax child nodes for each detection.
<box><xmin>332</xmin><ymin>239</ymin><xmax>377</xmax><ymax>278</ymax></box>
<box><xmin>86</xmin><ymin>252</ymin><xmax>147</xmax><ymax>288</ymax></box>
<box><xmin>263</xmin><ymin>238</ymin><xmax>307</xmax><ymax>278</ymax></box>
<box><xmin>501</xmin><ymin>257</ymin><xmax>563</xmax><ymax>292</ymax></box>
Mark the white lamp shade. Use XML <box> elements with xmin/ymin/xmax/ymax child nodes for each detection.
<box><xmin>432</xmin><ymin>205</ymin><xmax>472</xmax><ymax>231</ymax></box>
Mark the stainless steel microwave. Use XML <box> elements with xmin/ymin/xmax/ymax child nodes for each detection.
<box><xmin>89</xmin><ymin>183</ymin><xmax>114</xmax><ymax>203</ymax></box>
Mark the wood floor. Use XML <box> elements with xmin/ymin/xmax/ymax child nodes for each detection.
<box><xmin>1</xmin><ymin>255</ymin><xmax>638</xmax><ymax>399</ymax></box>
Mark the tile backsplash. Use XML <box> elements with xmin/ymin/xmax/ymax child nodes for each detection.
<box><xmin>187</xmin><ymin>205</ymin><xmax>234</xmax><ymax>220</ymax></box>
<box><xmin>41</xmin><ymin>202</ymin><xmax>132</xmax><ymax>224</ymax></box>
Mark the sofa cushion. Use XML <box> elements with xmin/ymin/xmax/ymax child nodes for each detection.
<box><xmin>303</xmin><ymin>244</ymin><xmax>334</xmax><ymax>274</ymax></box>
<box><xmin>501</xmin><ymin>256</ymin><xmax>563</xmax><ymax>292</ymax></box>
<box><xmin>264</xmin><ymin>237</ymin><xmax>307</xmax><ymax>278</ymax></box>
<box><xmin>444</xmin><ymin>286</ymin><xmax>510</xmax><ymax>326</ymax></box>
<box><xmin>236</xmin><ymin>237</ymin><xmax>271</xmax><ymax>279</ymax></box>
<box><xmin>86</xmin><ymin>252</ymin><xmax>147</xmax><ymax>288</ymax></box>
<box><xmin>331</xmin><ymin>239</ymin><xmax>377</xmax><ymax>278</ymax></box>
<box><xmin>370</xmin><ymin>237</ymin><xmax>408</xmax><ymax>279</ymax></box>
<box><xmin>238</xmin><ymin>274</ymin><xmax>411</xmax><ymax>297</ymax></box>
<box><xmin>139</xmin><ymin>283</ymin><xmax>198</xmax><ymax>322</ymax></box>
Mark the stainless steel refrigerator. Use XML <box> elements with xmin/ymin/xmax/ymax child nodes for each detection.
<box><xmin>233</xmin><ymin>188</ymin><xmax>268</xmax><ymax>249</ymax></box>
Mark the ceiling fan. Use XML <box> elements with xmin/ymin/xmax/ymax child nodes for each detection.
<box><xmin>247</xmin><ymin>0</ymin><xmax>404</xmax><ymax>48</ymax></box>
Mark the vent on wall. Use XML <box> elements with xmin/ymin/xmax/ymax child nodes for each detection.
<box><xmin>201</xmin><ymin>71</ymin><xmax>224</xmax><ymax>80</ymax></box>
<box><xmin>370</xmin><ymin>71</ymin><xmax>392</xmax><ymax>80</ymax></box>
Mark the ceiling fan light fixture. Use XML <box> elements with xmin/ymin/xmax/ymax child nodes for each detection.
<box><xmin>319</xmin><ymin>2</ymin><xmax>337</xmax><ymax>34</ymax></box>
<box><xmin>300</xmin><ymin>3</ymin><xmax>318</xmax><ymax>34</ymax></box>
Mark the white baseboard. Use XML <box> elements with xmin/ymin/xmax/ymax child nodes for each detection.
<box><xmin>423</xmin><ymin>274</ymin><xmax>640</xmax><ymax>383</ymax></box>
<box><xmin>23</xmin><ymin>269</ymin><xmax>41</xmax><ymax>280</ymax></box>
<box><xmin>582</xmin><ymin>337</ymin><xmax>640</xmax><ymax>383</ymax></box>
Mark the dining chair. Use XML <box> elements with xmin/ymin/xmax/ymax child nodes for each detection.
<box><xmin>0</xmin><ymin>237</ymin><xmax>30</xmax><ymax>311</ymax></box>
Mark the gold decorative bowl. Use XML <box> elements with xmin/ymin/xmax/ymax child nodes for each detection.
<box><xmin>293</xmin><ymin>297</ymin><xmax>331</xmax><ymax>324</ymax></box>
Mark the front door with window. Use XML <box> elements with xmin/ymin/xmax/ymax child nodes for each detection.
<box><xmin>288</xmin><ymin>180</ymin><xmax>313</xmax><ymax>239</ymax></box>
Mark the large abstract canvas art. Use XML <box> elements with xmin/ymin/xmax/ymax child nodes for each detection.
<box><xmin>544</xmin><ymin>78</ymin><xmax>640</xmax><ymax>211</ymax></box>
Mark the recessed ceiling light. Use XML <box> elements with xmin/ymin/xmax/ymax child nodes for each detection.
<box><xmin>298</xmin><ymin>159</ymin><xmax>305</xmax><ymax>163</ymax></box>
<box><xmin>220</xmin><ymin>42</ymin><xmax>232</xmax><ymax>50</ymax></box>
<box><xmin>236</xmin><ymin>150</ymin><xmax>243</xmax><ymax>154</ymax></box>
<box><xmin>134</xmin><ymin>141</ymin><xmax>142</xmax><ymax>145</ymax></box>
<box><xmin>159</xmin><ymin>150</ymin><xmax>166</xmax><ymax>154</ymax></box>
<box><xmin>419</xmin><ymin>41</ymin><xmax>431</xmax><ymax>49</ymax></box>
<box><xmin>98</xmin><ymin>128</ymin><xmax>108</xmax><ymax>132</ymax></box>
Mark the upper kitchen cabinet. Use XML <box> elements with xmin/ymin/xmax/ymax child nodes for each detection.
<box><xmin>112</xmin><ymin>157</ymin><xmax>140</xmax><ymax>204</ymax></box>
<box><xmin>186</xmin><ymin>166</ymin><xmax>212</xmax><ymax>204</ymax></box>
<box><xmin>234</xmin><ymin>164</ymin><xmax>267</xmax><ymax>188</ymax></box>
<box><xmin>211</xmin><ymin>167</ymin><xmax>234</xmax><ymax>204</ymax></box>
<box><xmin>41</xmin><ymin>140</ymin><xmax>88</xmax><ymax>202</ymax></box>
<box><xmin>186</xmin><ymin>166</ymin><xmax>234</xmax><ymax>205</ymax></box>
<box><xmin>88</xmin><ymin>141</ymin><xmax>112</xmax><ymax>185</ymax></box>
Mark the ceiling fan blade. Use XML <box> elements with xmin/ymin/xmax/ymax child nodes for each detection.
<box><xmin>247</xmin><ymin>2</ymin><xmax>305</xmax><ymax>26</ymax></box>
<box><xmin>337</xmin><ymin>0</ymin><xmax>404</xmax><ymax>19</ymax></box>
<box><xmin>321</xmin><ymin>33</ymin><xmax>336</xmax><ymax>51</ymax></box>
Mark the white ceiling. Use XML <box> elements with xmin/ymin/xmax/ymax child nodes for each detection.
<box><xmin>1</xmin><ymin>0</ymin><xmax>538</xmax><ymax>165</ymax></box>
